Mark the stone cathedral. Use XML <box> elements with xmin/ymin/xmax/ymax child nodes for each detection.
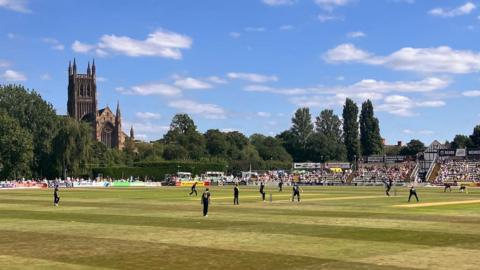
<box><xmin>67</xmin><ymin>59</ymin><xmax>133</xmax><ymax>149</ymax></box>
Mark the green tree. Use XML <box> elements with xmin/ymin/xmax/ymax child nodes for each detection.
<box><xmin>225</xmin><ymin>131</ymin><xmax>249</xmax><ymax>160</ymax></box>
<box><xmin>400</xmin><ymin>139</ymin><xmax>425</xmax><ymax>156</ymax></box>
<box><xmin>204</xmin><ymin>129</ymin><xmax>228</xmax><ymax>157</ymax></box>
<box><xmin>277</xmin><ymin>130</ymin><xmax>301</xmax><ymax>161</ymax></box>
<box><xmin>163</xmin><ymin>113</ymin><xmax>196</xmax><ymax>143</ymax></box>
<box><xmin>163</xmin><ymin>114</ymin><xmax>207</xmax><ymax>160</ymax></box>
<box><xmin>281</xmin><ymin>107</ymin><xmax>314</xmax><ymax>162</ymax></box>
<box><xmin>316</xmin><ymin>109</ymin><xmax>342</xmax><ymax>140</ymax></box>
<box><xmin>0</xmin><ymin>85</ymin><xmax>58</xmax><ymax>177</ymax></box>
<box><xmin>51</xmin><ymin>117</ymin><xmax>92</xmax><ymax>177</ymax></box>
<box><xmin>359</xmin><ymin>100</ymin><xmax>383</xmax><ymax>156</ymax></box>
<box><xmin>162</xmin><ymin>144</ymin><xmax>188</xmax><ymax>160</ymax></box>
<box><xmin>451</xmin><ymin>134</ymin><xmax>472</xmax><ymax>149</ymax></box>
<box><xmin>0</xmin><ymin>112</ymin><xmax>33</xmax><ymax>179</ymax></box>
<box><xmin>250</xmin><ymin>134</ymin><xmax>292</xmax><ymax>162</ymax></box>
<box><xmin>342</xmin><ymin>98</ymin><xmax>360</xmax><ymax>162</ymax></box>
<box><xmin>470</xmin><ymin>125</ymin><xmax>480</xmax><ymax>148</ymax></box>
<box><xmin>314</xmin><ymin>109</ymin><xmax>346</xmax><ymax>161</ymax></box>
<box><xmin>291</xmin><ymin>108</ymin><xmax>314</xmax><ymax>149</ymax></box>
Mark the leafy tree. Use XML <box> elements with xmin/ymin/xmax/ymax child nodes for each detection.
<box><xmin>162</xmin><ymin>144</ymin><xmax>188</xmax><ymax>160</ymax></box>
<box><xmin>0</xmin><ymin>112</ymin><xmax>33</xmax><ymax>179</ymax></box>
<box><xmin>359</xmin><ymin>100</ymin><xmax>383</xmax><ymax>156</ymax></box>
<box><xmin>291</xmin><ymin>108</ymin><xmax>314</xmax><ymax>150</ymax></box>
<box><xmin>0</xmin><ymin>85</ymin><xmax>58</xmax><ymax>177</ymax></box>
<box><xmin>225</xmin><ymin>131</ymin><xmax>249</xmax><ymax>160</ymax></box>
<box><xmin>400</xmin><ymin>139</ymin><xmax>425</xmax><ymax>156</ymax></box>
<box><xmin>451</xmin><ymin>134</ymin><xmax>472</xmax><ymax>149</ymax></box>
<box><xmin>470</xmin><ymin>125</ymin><xmax>480</xmax><ymax>148</ymax></box>
<box><xmin>306</xmin><ymin>132</ymin><xmax>328</xmax><ymax>162</ymax></box>
<box><xmin>135</xmin><ymin>141</ymin><xmax>164</xmax><ymax>162</ymax></box>
<box><xmin>163</xmin><ymin>113</ymin><xmax>196</xmax><ymax>143</ymax></box>
<box><xmin>316</xmin><ymin>109</ymin><xmax>342</xmax><ymax>140</ymax></box>
<box><xmin>314</xmin><ymin>109</ymin><xmax>346</xmax><ymax>161</ymax></box>
<box><xmin>250</xmin><ymin>134</ymin><xmax>292</xmax><ymax>162</ymax></box>
<box><xmin>51</xmin><ymin>117</ymin><xmax>92</xmax><ymax>177</ymax></box>
<box><xmin>384</xmin><ymin>145</ymin><xmax>401</xmax><ymax>156</ymax></box>
<box><xmin>342</xmin><ymin>98</ymin><xmax>360</xmax><ymax>162</ymax></box>
<box><xmin>163</xmin><ymin>114</ymin><xmax>207</xmax><ymax>160</ymax></box>
<box><xmin>204</xmin><ymin>129</ymin><xmax>228</xmax><ymax>157</ymax></box>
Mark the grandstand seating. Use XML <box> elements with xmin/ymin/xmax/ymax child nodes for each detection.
<box><xmin>435</xmin><ymin>159</ymin><xmax>480</xmax><ymax>183</ymax></box>
<box><xmin>352</xmin><ymin>163</ymin><xmax>414</xmax><ymax>185</ymax></box>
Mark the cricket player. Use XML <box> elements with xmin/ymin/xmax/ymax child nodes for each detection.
<box><xmin>233</xmin><ymin>184</ymin><xmax>239</xmax><ymax>205</ymax></box>
<box><xmin>259</xmin><ymin>181</ymin><xmax>266</xmax><ymax>202</ymax></box>
<box><xmin>444</xmin><ymin>183</ymin><xmax>452</xmax><ymax>192</ymax></box>
<box><xmin>292</xmin><ymin>183</ymin><xmax>300</xmax><ymax>202</ymax></box>
<box><xmin>408</xmin><ymin>185</ymin><xmax>419</xmax><ymax>202</ymax></box>
<box><xmin>201</xmin><ymin>188</ymin><xmax>211</xmax><ymax>217</ymax></box>
<box><xmin>189</xmin><ymin>181</ymin><xmax>198</xmax><ymax>196</ymax></box>
<box><xmin>383</xmin><ymin>179</ymin><xmax>392</xmax><ymax>197</ymax></box>
<box><xmin>53</xmin><ymin>185</ymin><xmax>60</xmax><ymax>206</ymax></box>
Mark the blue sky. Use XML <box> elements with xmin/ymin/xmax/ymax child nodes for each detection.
<box><xmin>1</xmin><ymin>0</ymin><xmax>480</xmax><ymax>144</ymax></box>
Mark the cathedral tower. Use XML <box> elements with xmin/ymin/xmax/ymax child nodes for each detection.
<box><xmin>67</xmin><ymin>59</ymin><xmax>98</xmax><ymax>124</ymax></box>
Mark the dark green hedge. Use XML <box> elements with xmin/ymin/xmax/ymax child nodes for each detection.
<box><xmin>92</xmin><ymin>161</ymin><xmax>227</xmax><ymax>180</ymax></box>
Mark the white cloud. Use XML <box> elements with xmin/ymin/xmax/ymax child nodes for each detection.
<box><xmin>318</xmin><ymin>14</ymin><xmax>343</xmax><ymax>22</ymax></box>
<box><xmin>289</xmin><ymin>95</ymin><xmax>347</xmax><ymax>108</ymax></box>
<box><xmin>73</xmin><ymin>29</ymin><xmax>192</xmax><ymax>60</ymax></box>
<box><xmin>262</xmin><ymin>0</ymin><xmax>296</xmax><ymax>6</ymax></box>
<box><xmin>419</xmin><ymin>130</ymin><xmax>434</xmax><ymax>135</ymax></box>
<box><xmin>168</xmin><ymin>99</ymin><xmax>226</xmax><ymax>119</ymax></box>
<box><xmin>1</xmin><ymin>70</ymin><xmax>27</xmax><ymax>81</ymax></box>
<box><xmin>42</xmin><ymin>38</ymin><xmax>64</xmax><ymax>51</ymax></box>
<box><xmin>173</xmin><ymin>77</ymin><xmax>212</xmax><ymax>89</ymax></box>
<box><xmin>245</xmin><ymin>77</ymin><xmax>449</xmax><ymax>97</ymax></box>
<box><xmin>393</xmin><ymin>0</ymin><xmax>415</xmax><ymax>3</ymax></box>
<box><xmin>206</xmin><ymin>76</ymin><xmax>227</xmax><ymax>84</ymax></box>
<box><xmin>229</xmin><ymin>32</ymin><xmax>241</xmax><ymax>38</ymax></box>
<box><xmin>429</xmin><ymin>2</ymin><xmax>476</xmax><ymax>18</ymax></box>
<box><xmin>324</xmin><ymin>43</ymin><xmax>480</xmax><ymax>74</ymax></box>
<box><xmin>7</xmin><ymin>33</ymin><xmax>15</xmax><ymax>39</ymax></box>
<box><xmin>124</xmin><ymin>121</ymin><xmax>169</xmax><ymax>135</ymax></box>
<box><xmin>279</xmin><ymin>25</ymin><xmax>294</xmax><ymax>31</ymax></box>
<box><xmin>257</xmin><ymin>112</ymin><xmax>271</xmax><ymax>117</ymax></box>
<box><xmin>403</xmin><ymin>129</ymin><xmax>434</xmax><ymax>135</ymax></box>
<box><xmin>228</xmin><ymin>72</ymin><xmax>278</xmax><ymax>83</ymax></box>
<box><xmin>245</xmin><ymin>85</ymin><xmax>308</xmax><ymax>95</ymax></box>
<box><xmin>462</xmin><ymin>90</ymin><xmax>480</xmax><ymax>97</ymax></box>
<box><xmin>347</xmin><ymin>31</ymin><xmax>366</xmax><ymax>38</ymax></box>
<box><xmin>136</xmin><ymin>112</ymin><xmax>161</xmax><ymax>120</ymax></box>
<box><xmin>377</xmin><ymin>95</ymin><xmax>445</xmax><ymax>117</ymax></box>
<box><xmin>0</xmin><ymin>0</ymin><xmax>31</xmax><ymax>13</ymax></box>
<box><xmin>40</xmin><ymin>73</ymin><xmax>51</xmax><ymax>80</ymax></box>
<box><xmin>244</xmin><ymin>27</ymin><xmax>266</xmax><ymax>32</ymax></box>
<box><xmin>0</xmin><ymin>60</ymin><xmax>9</xmax><ymax>68</ymax></box>
<box><xmin>72</xmin><ymin>40</ymin><xmax>95</xmax><ymax>53</ymax></box>
<box><xmin>221</xmin><ymin>128</ymin><xmax>238</xmax><ymax>133</ymax></box>
<box><xmin>315</xmin><ymin>0</ymin><xmax>351</xmax><ymax>11</ymax></box>
<box><xmin>96</xmin><ymin>77</ymin><xmax>108</xmax><ymax>82</ymax></box>
<box><xmin>347</xmin><ymin>77</ymin><xmax>450</xmax><ymax>93</ymax></box>
<box><xmin>116</xmin><ymin>83</ymin><xmax>181</xmax><ymax>96</ymax></box>
<box><xmin>324</xmin><ymin>43</ymin><xmax>372</xmax><ymax>62</ymax></box>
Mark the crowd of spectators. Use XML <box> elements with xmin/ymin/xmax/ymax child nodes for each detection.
<box><xmin>353</xmin><ymin>162</ymin><xmax>414</xmax><ymax>185</ymax></box>
<box><xmin>436</xmin><ymin>159</ymin><xmax>480</xmax><ymax>183</ymax></box>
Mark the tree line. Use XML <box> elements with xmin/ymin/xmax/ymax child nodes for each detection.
<box><xmin>4</xmin><ymin>84</ymin><xmax>476</xmax><ymax>179</ymax></box>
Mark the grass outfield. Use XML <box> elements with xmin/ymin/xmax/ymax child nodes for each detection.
<box><xmin>1</xmin><ymin>186</ymin><xmax>480</xmax><ymax>270</ymax></box>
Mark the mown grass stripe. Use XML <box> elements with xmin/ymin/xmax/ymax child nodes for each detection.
<box><xmin>0</xmin><ymin>230</ymin><xmax>414</xmax><ymax>270</ymax></box>
<box><xmin>1</xmin><ymin>209</ymin><xmax>480</xmax><ymax>249</ymax></box>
